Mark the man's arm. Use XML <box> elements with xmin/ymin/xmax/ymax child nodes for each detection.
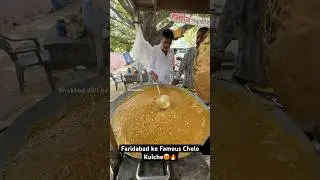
<box><xmin>172</xmin><ymin>48</ymin><xmax>190</xmax><ymax>85</ymax></box>
<box><xmin>211</xmin><ymin>0</ymin><xmax>244</xmax><ymax>73</ymax></box>
<box><xmin>214</xmin><ymin>0</ymin><xmax>244</xmax><ymax>51</ymax></box>
<box><xmin>176</xmin><ymin>49</ymin><xmax>189</xmax><ymax>78</ymax></box>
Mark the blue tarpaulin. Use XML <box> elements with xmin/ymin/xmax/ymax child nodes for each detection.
<box><xmin>122</xmin><ymin>52</ymin><xmax>134</xmax><ymax>65</ymax></box>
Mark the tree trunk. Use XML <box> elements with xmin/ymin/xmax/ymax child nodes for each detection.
<box><xmin>139</xmin><ymin>12</ymin><xmax>194</xmax><ymax>46</ymax></box>
<box><xmin>140</xmin><ymin>12</ymin><xmax>162</xmax><ymax>46</ymax></box>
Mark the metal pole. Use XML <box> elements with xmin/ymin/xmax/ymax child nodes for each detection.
<box><xmin>138</xmin><ymin>62</ymin><xmax>143</xmax><ymax>85</ymax></box>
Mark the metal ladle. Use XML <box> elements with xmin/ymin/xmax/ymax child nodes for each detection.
<box><xmin>152</xmin><ymin>77</ymin><xmax>171</xmax><ymax>110</ymax></box>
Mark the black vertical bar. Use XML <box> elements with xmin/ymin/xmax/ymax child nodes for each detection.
<box><xmin>210</xmin><ymin>2</ymin><xmax>215</xmax><ymax>180</ymax></box>
<box><xmin>93</xmin><ymin>7</ymin><xmax>106</xmax><ymax>77</ymax></box>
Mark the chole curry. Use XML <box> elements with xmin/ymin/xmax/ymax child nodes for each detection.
<box><xmin>110</xmin><ymin>86</ymin><xmax>210</xmax><ymax>158</ymax></box>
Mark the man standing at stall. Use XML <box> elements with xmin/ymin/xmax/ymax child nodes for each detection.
<box><xmin>212</xmin><ymin>0</ymin><xmax>268</xmax><ymax>87</ymax></box>
<box><xmin>148</xmin><ymin>29</ymin><xmax>175</xmax><ymax>84</ymax></box>
<box><xmin>172</xmin><ymin>27</ymin><xmax>209</xmax><ymax>89</ymax></box>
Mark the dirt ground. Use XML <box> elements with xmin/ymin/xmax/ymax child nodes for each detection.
<box><xmin>2</xmin><ymin>94</ymin><xmax>109</xmax><ymax>179</ymax></box>
<box><xmin>0</xmin><ymin>51</ymin><xmax>98</xmax><ymax>133</ymax></box>
<box><xmin>0</xmin><ymin>2</ymin><xmax>109</xmax><ymax>134</ymax></box>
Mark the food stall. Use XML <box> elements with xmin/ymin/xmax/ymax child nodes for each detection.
<box><xmin>109</xmin><ymin>1</ymin><xmax>212</xmax><ymax>179</ymax></box>
<box><xmin>1</xmin><ymin>1</ymin><xmax>319</xmax><ymax>180</ymax></box>
<box><xmin>0</xmin><ymin>1</ymin><xmax>212</xmax><ymax>179</ymax></box>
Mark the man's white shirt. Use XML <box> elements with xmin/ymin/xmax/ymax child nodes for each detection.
<box><xmin>148</xmin><ymin>44</ymin><xmax>175</xmax><ymax>84</ymax></box>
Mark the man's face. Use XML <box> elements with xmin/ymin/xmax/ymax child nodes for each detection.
<box><xmin>161</xmin><ymin>37</ymin><xmax>172</xmax><ymax>52</ymax></box>
<box><xmin>196</xmin><ymin>30</ymin><xmax>207</xmax><ymax>46</ymax></box>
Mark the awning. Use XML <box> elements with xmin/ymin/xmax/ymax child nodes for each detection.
<box><xmin>128</xmin><ymin>0</ymin><xmax>210</xmax><ymax>13</ymax></box>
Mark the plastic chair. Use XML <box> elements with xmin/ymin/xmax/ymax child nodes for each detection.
<box><xmin>0</xmin><ymin>34</ymin><xmax>56</xmax><ymax>93</ymax></box>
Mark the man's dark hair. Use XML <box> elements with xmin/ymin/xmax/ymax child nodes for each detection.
<box><xmin>198</xmin><ymin>27</ymin><xmax>209</xmax><ymax>32</ymax></box>
<box><xmin>162</xmin><ymin>29</ymin><xmax>174</xmax><ymax>40</ymax></box>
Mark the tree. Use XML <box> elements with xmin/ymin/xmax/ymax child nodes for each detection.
<box><xmin>110</xmin><ymin>0</ymin><xmax>135</xmax><ymax>52</ymax></box>
<box><xmin>110</xmin><ymin>15</ymin><xmax>135</xmax><ymax>52</ymax></box>
<box><xmin>110</xmin><ymin>0</ymin><xmax>176</xmax><ymax>48</ymax></box>
<box><xmin>111</xmin><ymin>0</ymin><xmax>197</xmax><ymax>51</ymax></box>
<box><xmin>110</xmin><ymin>0</ymin><xmax>210</xmax><ymax>51</ymax></box>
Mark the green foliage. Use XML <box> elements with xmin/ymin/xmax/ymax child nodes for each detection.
<box><xmin>110</xmin><ymin>19</ymin><xmax>135</xmax><ymax>52</ymax></box>
<box><xmin>156</xmin><ymin>11</ymin><xmax>171</xmax><ymax>30</ymax></box>
<box><xmin>110</xmin><ymin>0</ymin><xmax>200</xmax><ymax>51</ymax></box>
<box><xmin>110</xmin><ymin>0</ymin><xmax>135</xmax><ymax>52</ymax></box>
<box><xmin>110</xmin><ymin>0</ymin><xmax>178</xmax><ymax>51</ymax></box>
